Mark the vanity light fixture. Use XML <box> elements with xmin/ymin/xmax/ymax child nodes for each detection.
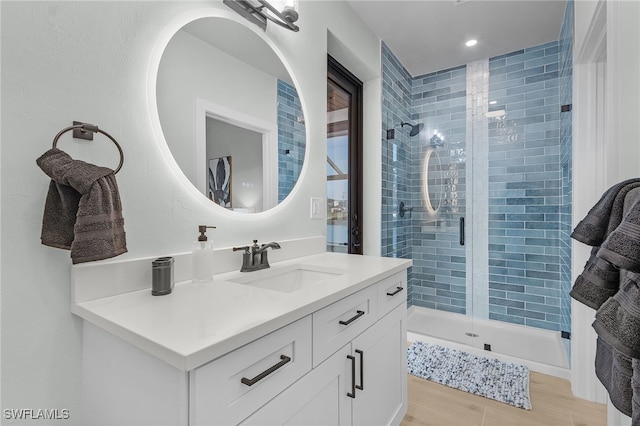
<box><xmin>223</xmin><ymin>0</ymin><xmax>300</xmax><ymax>32</ymax></box>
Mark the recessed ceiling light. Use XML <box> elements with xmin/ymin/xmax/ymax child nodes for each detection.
<box><xmin>466</xmin><ymin>39</ymin><xmax>478</xmax><ymax>47</ymax></box>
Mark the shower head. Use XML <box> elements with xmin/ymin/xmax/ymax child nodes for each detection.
<box><xmin>401</xmin><ymin>121</ymin><xmax>424</xmax><ymax>137</ymax></box>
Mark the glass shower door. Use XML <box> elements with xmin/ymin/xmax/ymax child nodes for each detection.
<box><xmin>410</xmin><ymin>118</ymin><xmax>475</xmax><ymax>344</ymax></box>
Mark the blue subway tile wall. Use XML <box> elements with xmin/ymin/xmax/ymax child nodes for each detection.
<box><xmin>487</xmin><ymin>40</ymin><xmax>566</xmax><ymax>331</ymax></box>
<box><xmin>381</xmin><ymin>42</ymin><xmax>414</xmax><ymax>300</ymax></box>
<box><xmin>277</xmin><ymin>79</ymin><xmax>305</xmax><ymax>203</ymax></box>
<box><xmin>559</xmin><ymin>0</ymin><xmax>574</xmax><ymax>335</ymax></box>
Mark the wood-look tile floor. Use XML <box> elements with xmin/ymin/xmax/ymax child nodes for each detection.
<box><xmin>401</xmin><ymin>371</ymin><xmax>606</xmax><ymax>426</ymax></box>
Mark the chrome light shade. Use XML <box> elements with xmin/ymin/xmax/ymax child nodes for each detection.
<box><xmin>223</xmin><ymin>0</ymin><xmax>300</xmax><ymax>32</ymax></box>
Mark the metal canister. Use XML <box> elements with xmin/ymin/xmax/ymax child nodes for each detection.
<box><xmin>151</xmin><ymin>257</ymin><xmax>174</xmax><ymax>296</ymax></box>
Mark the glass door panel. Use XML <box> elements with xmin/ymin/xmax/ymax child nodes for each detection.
<box><xmin>326</xmin><ymin>78</ymin><xmax>351</xmax><ymax>253</ymax></box>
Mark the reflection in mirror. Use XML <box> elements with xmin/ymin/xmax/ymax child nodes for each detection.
<box><xmin>156</xmin><ymin>17</ymin><xmax>305</xmax><ymax>213</ymax></box>
<box><xmin>423</xmin><ymin>148</ymin><xmax>443</xmax><ymax>213</ymax></box>
<box><xmin>207</xmin><ymin>118</ymin><xmax>262</xmax><ymax>211</ymax></box>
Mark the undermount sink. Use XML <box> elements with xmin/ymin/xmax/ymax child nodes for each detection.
<box><xmin>226</xmin><ymin>264</ymin><xmax>345</xmax><ymax>293</ymax></box>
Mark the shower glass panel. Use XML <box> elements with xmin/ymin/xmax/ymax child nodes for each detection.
<box><xmin>410</xmin><ymin>64</ymin><xmax>474</xmax><ymax>343</ymax></box>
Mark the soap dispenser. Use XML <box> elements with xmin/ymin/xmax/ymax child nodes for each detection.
<box><xmin>192</xmin><ymin>225</ymin><xmax>216</xmax><ymax>282</ymax></box>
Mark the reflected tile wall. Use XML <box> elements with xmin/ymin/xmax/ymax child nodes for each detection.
<box><xmin>277</xmin><ymin>80</ymin><xmax>305</xmax><ymax>203</ymax></box>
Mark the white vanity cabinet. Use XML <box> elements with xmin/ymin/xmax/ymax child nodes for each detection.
<box><xmin>228</xmin><ymin>272</ymin><xmax>408</xmax><ymax>426</ymax></box>
<box><xmin>240</xmin><ymin>303</ymin><xmax>407</xmax><ymax>426</ymax></box>
<box><xmin>79</xmin><ymin>260</ymin><xmax>408</xmax><ymax>426</ymax></box>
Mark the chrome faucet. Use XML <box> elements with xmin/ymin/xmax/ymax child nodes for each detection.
<box><xmin>232</xmin><ymin>240</ymin><xmax>281</xmax><ymax>272</ymax></box>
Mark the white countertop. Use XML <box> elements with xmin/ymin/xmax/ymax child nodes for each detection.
<box><xmin>72</xmin><ymin>252</ymin><xmax>411</xmax><ymax>371</ymax></box>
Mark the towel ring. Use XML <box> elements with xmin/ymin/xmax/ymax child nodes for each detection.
<box><xmin>52</xmin><ymin>123</ymin><xmax>124</xmax><ymax>174</ymax></box>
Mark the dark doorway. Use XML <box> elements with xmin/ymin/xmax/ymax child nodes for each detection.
<box><xmin>327</xmin><ymin>56</ymin><xmax>363</xmax><ymax>254</ymax></box>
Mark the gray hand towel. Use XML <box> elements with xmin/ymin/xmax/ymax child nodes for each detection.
<box><xmin>570</xmin><ymin>247</ymin><xmax>620</xmax><ymax>309</ymax></box>
<box><xmin>596</xmin><ymin>337</ymin><xmax>633</xmax><ymax>417</ymax></box>
<box><xmin>593</xmin><ymin>272</ymin><xmax>640</xmax><ymax>359</ymax></box>
<box><xmin>36</xmin><ymin>148</ymin><xmax>127</xmax><ymax>264</ymax></box>
<box><xmin>572</xmin><ymin>178</ymin><xmax>640</xmax><ymax>246</ymax></box>
<box><xmin>598</xmin><ymin>196</ymin><xmax>640</xmax><ymax>272</ymax></box>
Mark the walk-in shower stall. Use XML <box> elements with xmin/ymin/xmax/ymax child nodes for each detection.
<box><xmin>381</xmin><ymin>3</ymin><xmax>574</xmax><ymax>377</ymax></box>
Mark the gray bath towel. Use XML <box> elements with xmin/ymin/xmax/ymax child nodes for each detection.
<box><xmin>612</xmin><ymin>349</ymin><xmax>634</xmax><ymax>418</ymax></box>
<box><xmin>596</xmin><ymin>337</ymin><xmax>633</xmax><ymax>417</ymax></box>
<box><xmin>606</xmin><ymin>183</ymin><xmax>640</xmax><ymax>237</ymax></box>
<box><xmin>632</xmin><ymin>359</ymin><xmax>640</xmax><ymax>425</ymax></box>
<box><xmin>598</xmin><ymin>196</ymin><xmax>640</xmax><ymax>272</ymax></box>
<box><xmin>572</xmin><ymin>178</ymin><xmax>640</xmax><ymax>246</ymax></box>
<box><xmin>36</xmin><ymin>148</ymin><xmax>127</xmax><ymax>264</ymax></box>
<box><xmin>593</xmin><ymin>272</ymin><xmax>640</xmax><ymax>359</ymax></box>
<box><xmin>570</xmin><ymin>247</ymin><xmax>620</xmax><ymax>310</ymax></box>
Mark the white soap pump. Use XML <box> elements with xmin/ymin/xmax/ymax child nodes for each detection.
<box><xmin>192</xmin><ymin>225</ymin><xmax>216</xmax><ymax>282</ymax></box>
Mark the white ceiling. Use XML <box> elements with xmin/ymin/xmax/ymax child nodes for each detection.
<box><xmin>346</xmin><ymin>0</ymin><xmax>567</xmax><ymax>77</ymax></box>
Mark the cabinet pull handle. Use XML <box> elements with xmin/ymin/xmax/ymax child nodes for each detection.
<box><xmin>347</xmin><ymin>355</ymin><xmax>356</xmax><ymax>398</ymax></box>
<box><xmin>339</xmin><ymin>310</ymin><xmax>365</xmax><ymax>326</ymax></box>
<box><xmin>355</xmin><ymin>349</ymin><xmax>364</xmax><ymax>390</ymax></box>
<box><xmin>386</xmin><ymin>286</ymin><xmax>403</xmax><ymax>297</ymax></box>
<box><xmin>460</xmin><ymin>217</ymin><xmax>465</xmax><ymax>246</ymax></box>
<box><xmin>241</xmin><ymin>355</ymin><xmax>291</xmax><ymax>386</ymax></box>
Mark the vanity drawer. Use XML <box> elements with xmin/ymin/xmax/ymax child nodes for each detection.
<box><xmin>377</xmin><ymin>271</ymin><xmax>407</xmax><ymax>318</ymax></box>
<box><xmin>190</xmin><ymin>316</ymin><xmax>312</xmax><ymax>426</ymax></box>
<box><xmin>312</xmin><ymin>285</ymin><xmax>377</xmax><ymax>366</ymax></box>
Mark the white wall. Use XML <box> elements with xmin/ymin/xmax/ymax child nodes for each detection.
<box><xmin>572</xmin><ymin>0</ymin><xmax>640</xmax><ymax>415</ymax></box>
<box><xmin>610</xmin><ymin>0</ymin><xmax>640</xmax><ymax>177</ymax></box>
<box><xmin>0</xmin><ymin>1</ymin><xmax>381</xmax><ymax>422</ymax></box>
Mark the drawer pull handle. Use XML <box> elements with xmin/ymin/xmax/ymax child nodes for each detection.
<box><xmin>355</xmin><ymin>349</ymin><xmax>364</xmax><ymax>390</ymax></box>
<box><xmin>347</xmin><ymin>354</ymin><xmax>356</xmax><ymax>398</ymax></box>
<box><xmin>386</xmin><ymin>286</ymin><xmax>403</xmax><ymax>297</ymax></box>
<box><xmin>241</xmin><ymin>355</ymin><xmax>291</xmax><ymax>386</ymax></box>
<box><xmin>339</xmin><ymin>310</ymin><xmax>365</xmax><ymax>326</ymax></box>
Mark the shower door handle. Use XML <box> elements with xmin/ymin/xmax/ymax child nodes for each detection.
<box><xmin>459</xmin><ymin>217</ymin><xmax>465</xmax><ymax>246</ymax></box>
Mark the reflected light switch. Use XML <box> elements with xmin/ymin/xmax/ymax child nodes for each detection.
<box><xmin>310</xmin><ymin>197</ymin><xmax>324</xmax><ymax>219</ymax></box>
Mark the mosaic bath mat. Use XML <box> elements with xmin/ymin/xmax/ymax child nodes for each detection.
<box><xmin>407</xmin><ymin>340</ymin><xmax>532</xmax><ymax>410</ymax></box>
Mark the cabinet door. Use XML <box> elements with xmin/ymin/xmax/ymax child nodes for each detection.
<box><xmin>240</xmin><ymin>345</ymin><xmax>352</xmax><ymax>426</ymax></box>
<box><xmin>351</xmin><ymin>303</ymin><xmax>407</xmax><ymax>426</ymax></box>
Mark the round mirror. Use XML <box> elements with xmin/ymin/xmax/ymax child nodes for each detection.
<box><xmin>156</xmin><ymin>16</ymin><xmax>306</xmax><ymax>213</ymax></box>
<box><xmin>423</xmin><ymin>148</ymin><xmax>443</xmax><ymax>213</ymax></box>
